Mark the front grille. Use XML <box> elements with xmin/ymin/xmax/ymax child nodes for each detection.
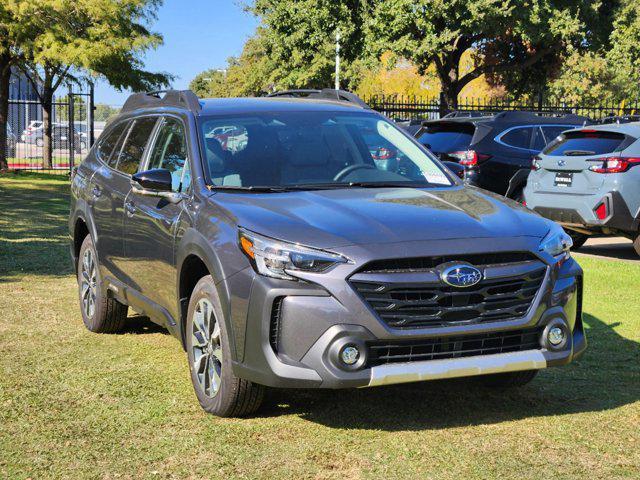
<box><xmin>351</xmin><ymin>255</ymin><xmax>546</xmax><ymax>329</ymax></box>
<box><xmin>269</xmin><ymin>297</ymin><xmax>284</xmax><ymax>352</ymax></box>
<box><xmin>360</xmin><ymin>252</ymin><xmax>537</xmax><ymax>274</ymax></box>
<box><xmin>367</xmin><ymin>327</ymin><xmax>542</xmax><ymax>367</ymax></box>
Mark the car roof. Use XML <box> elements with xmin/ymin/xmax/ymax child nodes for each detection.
<box><xmin>197</xmin><ymin>97</ymin><xmax>370</xmax><ymax>116</ymax></box>
<box><xmin>561</xmin><ymin>121</ymin><xmax>640</xmax><ymax>135</ymax></box>
<box><xmin>422</xmin><ymin>111</ymin><xmax>590</xmax><ymax>128</ymax></box>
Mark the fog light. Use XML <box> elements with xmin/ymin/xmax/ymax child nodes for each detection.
<box><xmin>548</xmin><ymin>326</ymin><xmax>566</xmax><ymax>346</ymax></box>
<box><xmin>340</xmin><ymin>345</ymin><xmax>360</xmax><ymax>365</ymax></box>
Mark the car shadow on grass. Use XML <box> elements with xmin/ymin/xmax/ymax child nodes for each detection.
<box><xmin>260</xmin><ymin>314</ymin><xmax>640</xmax><ymax>431</ymax></box>
<box><xmin>118</xmin><ymin>314</ymin><xmax>169</xmax><ymax>335</ymax></box>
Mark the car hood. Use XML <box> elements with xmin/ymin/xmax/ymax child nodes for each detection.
<box><xmin>212</xmin><ymin>186</ymin><xmax>551</xmax><ymax>249</ymax></box>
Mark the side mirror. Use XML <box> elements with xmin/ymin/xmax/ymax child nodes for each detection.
<box><xmin>131</xmin><ymin>169</ymin><xmax>183</xmax><ymax>203</ymax></box>
<box><xmin>132</xmin><ymin>168</ymin><xmax>173</xmax><ymax>191</ymax></box>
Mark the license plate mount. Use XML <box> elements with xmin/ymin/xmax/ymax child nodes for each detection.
<box><xmin>554</xmin><ymin>172</ymin><xmax>573</xmax><ymax>187</ymax></box>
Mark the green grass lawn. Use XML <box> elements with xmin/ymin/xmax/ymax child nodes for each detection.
<box><xmin>1</xmin><ymin>173</ymin><xmax>639</xmax><ymax>479</ymax></box>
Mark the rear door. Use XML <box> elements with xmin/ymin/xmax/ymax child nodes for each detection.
<box><xmin>536</xmin><ymin>129</ymin><xmax>632</xmax><ymax>193</ymax></box>
<box><xmin>90</xmin><ymin>117</ymin><xmax>158</xmax><ymax>284</ymax></box>
<box><xmin>122</xmin><ymin>115</ymin><xmax>192</xmax><ymax>320</ymax></box>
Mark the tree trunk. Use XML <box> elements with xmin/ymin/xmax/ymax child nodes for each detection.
<box><xmin>0</xmin><ymin>54</ymin><xmax>11</xmax><ymax>172</ymax></box>
<box><xmin>42</xmin><ymin>81</ymin><xmax>53</xmax><ymax>169</ymax></box>
<box><xmin>438</xmin><ymin>81</ymin><xmax>460</xmax><ymax>117</ymax></box>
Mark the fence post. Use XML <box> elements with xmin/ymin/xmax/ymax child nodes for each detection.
<box><xmin>537</xmin><ymin>90</ymin><xmax>543</xmax><ymax>113</ymax></box>
<box><xmin>89</xmin><ymin>81</ymin><xmax>95</xmax><ymax>147</ymax></box>
<box><xmin>68</xmin><ymin>85</ymin><xmax>75</xmax><ymax>173</ymax></box>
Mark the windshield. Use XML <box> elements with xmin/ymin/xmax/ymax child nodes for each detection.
<box><xmin>198</xmin><ymin>111</ymin><xmax>453</xmax><ymax>189</ymax></box>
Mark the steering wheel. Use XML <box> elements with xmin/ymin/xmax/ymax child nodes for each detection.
<box><xmin>333</xmin><ymin>164</ymin><xmax>376</xmax><ymax>181</ymax></box>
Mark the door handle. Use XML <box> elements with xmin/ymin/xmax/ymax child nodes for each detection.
<box><xmin>91</xmin><ymin>186</ymin><xmax>101</xmax><ymax>198</ymax></box>
<box><xmin>125</xmin><ymin>202</ymin><xmax>136</xmax><ymax>217</ymax></box>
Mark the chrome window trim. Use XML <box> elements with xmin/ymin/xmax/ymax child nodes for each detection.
<box><xmin>494</xmin><ymin>124</ymin><xmax>577</xmax><ymax>152</ymax></box>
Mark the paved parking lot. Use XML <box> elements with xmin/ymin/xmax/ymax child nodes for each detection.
<box><xmin>576</xmin><ymin>237</ymin><xmax>639</xmax><ymax>264</ymax></box>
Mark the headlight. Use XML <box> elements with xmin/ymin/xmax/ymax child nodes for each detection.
<box><xmin>539</xmin><ymin>224</ymin><xmax>573</xmax><ymax>259</ymax></box>
<box><xmin>238</xmin><ymin>228</ymin><xmax>349</xmax><ymax>280</ymax></box>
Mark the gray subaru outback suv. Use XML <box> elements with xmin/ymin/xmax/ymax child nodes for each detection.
<box><xmin>69</xmin><ymin>89</ymin><xmax>586</xmax><ymax>417</ymax></box>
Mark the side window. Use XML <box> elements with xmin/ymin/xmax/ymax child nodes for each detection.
<box><xmin>115</xmin><ymin>117</ymin><xmax>158</xmax><ymax>175</ymax></box>
<box><xmin>500</xmin><ymin>127</ymin><xmax>533</xmax><ymax>150</ymax></box>
<box><xmin>96</xmin><ymin>121</ymin><xmax>129</xmax><ymax>166</ymax></box>
<box><xmin>147</xmin><ymin>117</ymin><xmax>189</xmax><ymax>192</ymax></box>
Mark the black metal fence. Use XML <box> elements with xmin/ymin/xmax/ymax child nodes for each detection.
<box><xmin>364</xmin><ymin>94</ymin><xmax>640</xmax><ymax>122</ymax></box>
<box><xmin>4</xmin><ymin>86</ymin><xmax>94</xmax><ymax>172</ymax></box>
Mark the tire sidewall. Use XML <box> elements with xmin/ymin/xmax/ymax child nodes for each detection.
<box><xmin>185</xmin><ymin>275</ymin><xmax>236</xmax><ymax>414</ymax></box>
<box><xmin>77</xmin><ymin>235</ymin><xmax>105</xmax><ymax>331</ymax></box>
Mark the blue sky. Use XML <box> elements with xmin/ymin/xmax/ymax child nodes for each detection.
<box><xmin>94</xmin><ymin>1</ymin><xmax>258</xmax><ymax>106</ymax></box>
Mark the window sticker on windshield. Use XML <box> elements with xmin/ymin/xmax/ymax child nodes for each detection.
<box><xmin>422</xmin><ymin>171</ymin><xmax>451</xmax><ymax>185</ymax></box>
<box><xmin>375</xmin><ymin>120</ymin><xmax>452</xmax><ymax>186</ymax></box>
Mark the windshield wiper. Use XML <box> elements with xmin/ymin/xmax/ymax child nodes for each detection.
<box><xmin>209</xmin><ymin>184</ymin><xmax>344</xmax><ymax>193</ymax></box>
<box><xmin>563</xmin><ymin>150</ymin><xmax>596</xmax><ymax>156</ymax></box>
<box><xmin>344</xmin><ymin>181</ymin><xmax>433</xmax><ymax>188</ymax></box>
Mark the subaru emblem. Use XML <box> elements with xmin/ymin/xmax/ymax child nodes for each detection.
<box><xmin>558</xmin><ymin>159</ymin><xmax>566</xmax><ymax>167</ymax></box>
<box><xmin>440</xmin><ymin>264</ymin><xmax>483</xmax><ymax>288</ymax></box>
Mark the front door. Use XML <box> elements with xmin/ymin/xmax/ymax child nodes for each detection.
<box><xmin>123</xmin><ymin>116</ymin><xmax>193</xmax><ymax>322</ymax></box>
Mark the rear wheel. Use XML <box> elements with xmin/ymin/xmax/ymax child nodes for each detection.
<box><xmin>77</xmin><ymin>235</ymin><xmax>128</xmax><ymax>333</ymax></box>
<box><xmin>567</xmin><ymin>231</ymin><xmax>588</xmax><ymax>250</ymax></box>
<box><xmin>185</xmin><ymin>275</ymin><xmax>264</xmax><ymax>417</ymax></box>
<box><xmin>482</xmin><ymin>370</ymin><xmax>538</xmax><ymax>388</ymax></box>
<box><xmin>634</xmin><ymin>235</ymin><xmax>640</xmax><ymax>257</ymax></box>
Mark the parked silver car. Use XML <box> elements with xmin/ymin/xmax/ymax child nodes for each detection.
<box><xmin>524</xmin><ymin>122</ymin><xmax>640</xmax><ymax>255</ymax></box>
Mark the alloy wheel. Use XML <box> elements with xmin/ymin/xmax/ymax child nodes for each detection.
<box><xmin>191</xmin><ymin>298</ymin><xmax>222</xmax><ymax>398</ymax></box>
<box><xmin>80</xmin><ymin>248</ymin><xmax>97</xmax><ymax>318</ymax></box>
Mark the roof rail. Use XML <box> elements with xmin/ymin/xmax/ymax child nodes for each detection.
<box><xmin>442</xmin><ymin>111</ymin><xmax>495</xmax><ymax>119</ymax></box>
<box><xmin>265</xmin><ymin>88</ymin><xmax>371</xmax><ymax>109</ymax></box>
<box><xmin>493</xmin><ymin>110</ymin><xmax>590</xmax><ymax>121</ymax></box>
<box><xmin>121</xmin><ymin>90</ymin><xmax>201</xmax><ymax>114</ymax></box>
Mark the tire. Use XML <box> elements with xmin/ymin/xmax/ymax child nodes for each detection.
<box><xmin>35</xmin><ymin>138</ymin><xmax>43</xmax><ymax>147</ymax></box>
<box><xmin>567</xmin><ymin>231</ymin><xmax>588</xmax><ymax>250</ymax></box>
<box><xmin>482</xmin><ymin>369</ymin><xmax>538</xmax><ymax>388</ymax></box>
<box><xmin>185</xmin><ymin>275</ymin><xmax>264</xmax><ymax>417</ymax></box>
<box><xmin>77</xmin><ymin>235</ymin><xmax>128</xmax><ymax>333</ymax></box>
<box><xmin>634</xmin><ymin>235</ymin><xmax>640</xmax><ymax>257</ymax></box>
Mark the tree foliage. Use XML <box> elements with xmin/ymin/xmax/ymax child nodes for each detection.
<box><xmin>0</xmin><ymin>0</ymin><xmax>170</xmax><ymax>169</ymax></box>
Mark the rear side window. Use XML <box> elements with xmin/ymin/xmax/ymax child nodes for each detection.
<box><xmin>544</xmin><ymin>131</ymin><xmax>629</xmax><ymax>156</ymax></box>
<box><xmin>115</xmin><ymin>117</ymin><xmax>158</xmax><ymax>175</ymax></box>
<box><xmin>418</xmin><ymin>123</ymin><xmax>474</xmax><ymax>152</ymax></box>
<box><xmin>500</xmin><ymin>127</ymin><xmax>533</xmax><ymax>149</ymax></box>
<box><xmin>96</xmin><ymin>121</ymin><xmax>129</xmax><ymax>165</ymax></box>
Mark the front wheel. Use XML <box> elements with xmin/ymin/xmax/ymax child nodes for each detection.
<box><xmin>77</xmin><ymin>235</ymin><xmax>128</xmax><ymax>333</ymax></box>
<box><xmin>185</xmin><ymin>275</ymin><xmax>264</xmax><ymax>417</ymax></box>
<box><xmin>634</xmin><ymin>235</ymin><xmax>640</xmax><ymax>257</ymax></box>
<box><xmin>567</xmin><ymin>231</ymin><xmax>588</xmax><ymax>250</ymax></box>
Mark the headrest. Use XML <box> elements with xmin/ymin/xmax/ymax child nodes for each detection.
<box><xmin>286</xmin><ymin>131</ymin><xmax>330</xmax><ymax>166</ymax></box>
<box><xmin>206</xmin><ymin>137</ymin><xmax>226</xmax><ymax>174</ymax></box>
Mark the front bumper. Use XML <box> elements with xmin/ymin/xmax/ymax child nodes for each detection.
<box><xmin>230</xmin><ymin>238</ymin><xmax>586</xmax><ymax>389</ymax></box>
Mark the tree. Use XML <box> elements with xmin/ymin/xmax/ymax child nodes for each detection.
<box><xmin>606</xmin><ymin>0</ymin><xmax>640</xmax><ymax>100</ymax></box>
<box><xmin>250</xmin><ymin>0</ymin><xmax>374</xmax><ymax>90</ymax></box>
<box><xmin>1</xmin><ymin>0</ymin><xmax>171</xmax><ymax>169</ymax></box>
<box><xmin>367</xmin><ymin>0</ymin><xmax>612</xmax><ymax>112</ymax></box>
<box><xmin>94</xmin><ymin>104</ymin><xmax>120</xmax><ymax>122</ymax></box>
<box><xmin>0</xmin><ymin>3</ymin><xmax>39</xmax><ymax>171</ymax></box>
